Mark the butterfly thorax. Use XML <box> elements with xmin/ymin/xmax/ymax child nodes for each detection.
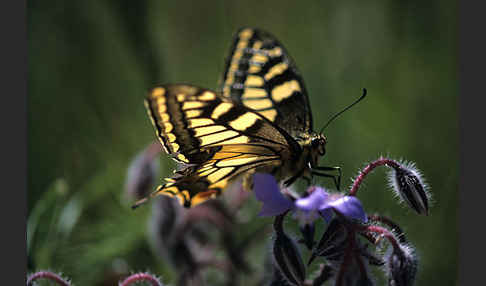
<box><xmin>268</xmin><ymin>132</ymin><xmax>326</xmax><ymax>185</ymax></box>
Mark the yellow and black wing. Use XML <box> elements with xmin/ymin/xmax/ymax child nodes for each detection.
<box><xmin>140</xmin><ymin>84</ymin><xmax>300</xmax><ymax>207</ymax></box>
<box><xmin>220</xmin><ymin>27</ymin><xmax>313</xmax><ymax>136</ymax></box>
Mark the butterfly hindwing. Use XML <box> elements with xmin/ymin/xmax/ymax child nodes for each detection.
<box><xmin>220</xmin><ymin>27</ymin><xmax>313</xmax><ymax>136</ymax></box>
<box><xmin>154</xmin><ymin>144</ymin><xmax>283</xmax><ymax>207</ymax></box>
<box><xmin>144</xmin><ymin>84</ymin><xmax>300</xmax><ymax>207</ymax></box>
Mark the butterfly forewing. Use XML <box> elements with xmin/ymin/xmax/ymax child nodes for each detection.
<box><xmin>220</xmin><ymin>27</ymin><xmax>313</xmax><ymax>136</ymax></box>
<box><xmin>144</xmin><ymin>84</ymin><xmax>299</xmax><ymax>207</ymax></box>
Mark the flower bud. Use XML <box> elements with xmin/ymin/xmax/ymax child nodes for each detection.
<box><xmin>308</xmin><ymin>218</ymin><xmax>348</xmax><ymax>265</ymax></box>
<box><xmin>335</xmin><ymin>254</ymin><xmax>375</xmax><ymax>286</ymax></box>
<box><xmin>268</xmin><ymin>267</ymin><xmax>288</xmax><ymax>286</ymax></box>
<box><xmin>387</xmin><ymin>161</ymin><xmax>430</xmax><ymax>215</ymax></box>
<box><xmin>311</xmin><ymin>264</ymin><xmax>334</xmax><ymax>286</ymax></box>
<box><xmin>384</xmin><ymin>243</ymin><xmax>418</xmax><ymax>286</ymax></box>
<box><xmin>151</xmin><ymin>196</ymin><xmax>181</xmax><ymax>247</ymax></box>
<box><xmin>272</xmin><ymin>214</ymin><xmax>306</xmax><ymax>285</ymax></box>
<box><xmin>125</xmin><ymin>142</ymin><xmax>161</xmax><ymax>200</ymax></box>
<box><xmin>150</xmin><ymin>197</ymin><xmax>201</xmax><ymax>272</ymax></box>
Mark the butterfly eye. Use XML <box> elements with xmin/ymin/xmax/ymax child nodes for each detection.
<box><xmin>311</xmin><ymin>138</ymin><xmax>326</xmax><ymax>155</ymax></box>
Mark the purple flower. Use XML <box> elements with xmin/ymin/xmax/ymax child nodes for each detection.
<box><xmin>253</xmin><ymin>172</ymin><xmax>294</xmax><ymax>216</ymax></box>
<box><xmin>253</xmin><ymin>174</ymin><xmax>367</xmax><ymax>223</ymax></box>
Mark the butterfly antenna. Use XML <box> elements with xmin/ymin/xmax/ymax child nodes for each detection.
<box><xmin>319</xmin><ymin>88</ymin><xmax>367</xmax><ymax>133</ymax></box>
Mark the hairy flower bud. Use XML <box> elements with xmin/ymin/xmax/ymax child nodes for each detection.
<box><xmin>387</xmin><ymin>161</ymin><xmax>430</xmax><ymax>215</ymax></box>
<box><xmin>384</xmin><ymin>243</ymin><xmax>418</xmax><ymax>286</ymax></box>
<box><xmin>308</xmin><ymin>218</ymin><xmax>348</xmax><ymax>265</ymax></box>
<box><xmin>150</xmin><ymin>196</ymin><xmax>199</xmax><ymax>270</ymax></box>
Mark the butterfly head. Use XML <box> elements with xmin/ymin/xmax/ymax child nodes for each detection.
<box><xmin>298</xmin><ymin>133</ymin><xmax>327</xmax><ymax>168</ymax></box>
<box><xmin>311</xmin><ymin>133</ymin><xmax>327</xmax><ymax>156</ymax></box>
<box><xmin>310</xmin><ymin>133</ymin><xmax>327</xmax><ymax>156</ymax></box>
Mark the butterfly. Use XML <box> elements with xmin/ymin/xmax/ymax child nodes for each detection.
<box><xmin>133</xmin><ymin>28</ymin><xmax>347</xmax><ymax>208</ymax></box>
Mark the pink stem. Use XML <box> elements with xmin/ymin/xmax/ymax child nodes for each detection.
<box><xmin>362</xmin><ymin>225</ymin><xmax>400</xmax><ymax>250</ymax></box>
<box><xmin>119</xmin><ymin>273</ymin><xmax>162</xmax><ymax>286</ymax></box>
<box><xmin>349</xmin><ymin>157</ymin><xmax>400</xmax><ymax>196</ymax></box>
<box><xmin>27</xmin><ymin>271</ymin><xmax>70</xmax><ymax>286</ymax></box>
<box><xmin>368</xmin><ymin>214</ymin><xmax>406</xmax><ymax>243</ymax></box>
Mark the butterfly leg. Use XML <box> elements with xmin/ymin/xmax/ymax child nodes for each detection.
<box><xmin>313</xmin><ymin>166</ymin><xmax>341</xmax><ymax>182</ymax></box>
<box><xmin>284</xmin><ymin>169</ymin><xmax>305</xmax><ymax>187</ymax></box>
<box><xmin>311</xmin><ymin>166</ymin><xmax>341</xmax><ymax>190</ymax></box>
<box><xmin>302</xmin><ymin>175</ymin><xmax>312</xmax><ymax>186</ymax></box>
<box><xmin>311</xmin><ymin>171</ymin><xmax>340</xmax><ymax>190</ymax></box>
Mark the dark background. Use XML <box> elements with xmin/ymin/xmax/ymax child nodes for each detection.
<box><xmin>27</xmin><ymin>0</ymin><xmax>458</xmax><ymax>285</ymax></box>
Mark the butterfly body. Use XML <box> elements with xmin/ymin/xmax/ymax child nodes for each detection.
<box><xmin>136</xmin><ymin>28</ymin><xmax>340</xmax><ymax>208</ymax></box>
<box><xmin>242</xmin><ymin>131</ymin><xmax>328</xmax><ymax>190</ymax></box>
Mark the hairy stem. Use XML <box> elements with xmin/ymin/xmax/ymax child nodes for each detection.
<box><xmin>27</xmin><ymin>271</ymin><xmax>70</xmax><ymax>286</ymax></box>
<box><xmin>119</xmin><ymin>273</ymin><xmax>162</xmax><ymax>286</ymax></box>
<box><xmin>349</xmin><ymin>157</ymin><xmax>400</xmax><ymax>196</ymax></box>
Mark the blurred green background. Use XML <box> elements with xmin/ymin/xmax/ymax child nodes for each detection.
<box><xmin>28</xmin><ymin>0</ymin><xmax>458</xmax><ymax>285</ymax></box>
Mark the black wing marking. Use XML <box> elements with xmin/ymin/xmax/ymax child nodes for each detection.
<box><xmin>220</xmin><ymin>27</ymin><xmax>313</xmax><ymax>135</ymax></box>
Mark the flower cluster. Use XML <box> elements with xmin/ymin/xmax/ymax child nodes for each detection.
<box><xmin>149</xmin><ymin>192</ymin><xmax>257</xmax><ymax>285</ymax></box>
<box><xmin>253</xmin><ymin>156</ymin><xmax>429</xmax><ymax>286</ymax></box>
<box><xmin>30</xmin><ymin>155</ymin><xmax>429</xmax><ymax>285</ymax></box>
<box><xmin>122</xmin><ymin>149</ymin><xmax>429</xmax><ymax>286</ymax></box>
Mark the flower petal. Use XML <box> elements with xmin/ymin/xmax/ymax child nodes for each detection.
<box><xmin>322</xmin><ymin>196</ymin><xmax>368</xmax><ymax>223</ymax></box>
<box><xmin>253</xmin><ymin>173</ymin><xmax>293</xmax><ymax>216</ymax></box>
<box><xmin>295</xmin><ymin>187</ymin><xmax>329</xmax><ymax>211</ymax></box>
